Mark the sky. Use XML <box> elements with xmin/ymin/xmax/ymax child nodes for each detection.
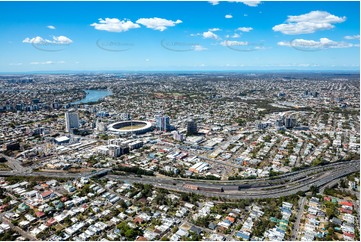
<box><xmin>0</xmin><ymin>0</ymin><xmax>360</xmax><ymax>72</ymax></box>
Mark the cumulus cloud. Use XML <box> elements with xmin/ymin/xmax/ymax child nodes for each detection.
<box><xmin>90</xmin><ymin>18</ymin><xmax>140</xmax><ymax>32</ymax></box>
<box><xmin>52</xmin><ymin>36</ymin><xmax>73</xmax><ymax>44</ymax></box>
<box><xmin>193</xmin><ymin>45</ymin><xmax>207</xmax><ymax>51</ymax></box>
<box><xmin>23</xmin><ymin>36</ymin><xmax>73</xmax><ymax>44</ymax></box>
<box><xmin>208</xmin><ymin>1</ymin><xmax>219</xmax><ymax>5</ymax></box>
<box><xmin>344</xmin><ymin>35</ymin><xmax>360</xmax><ymax>40</ymax></box>
<box><xmin>209</xmin><ymin>1</ymin><xmax>261</xmax><ymax>7</ymax></box>
<box><xmin>47</xmin><ymin>25</ymin><xmax>56</xmax><ymax>29</ymax></box>
<box><xmin>237</xmin><ymin>27</ymin><xmax>253</xmax><ymax>32</ymax></box>
<box><xmin>278</xmin><ymin>38</ymin><xmax>357</xmax><ymax>49</ymax></box>
<box><xmin>203</xmin><ymin>31</ymin><xmax>219</xmax><ymax>39</ymax></box>
<box><xmin>220</xmin><ymin>40</ymin><xmax>248</xmax><ymax>46</ymax></box>
<box><xmin>209</xmin><ymin>28</ymin><xmax>221</xmax><ymax>32</ymax></box>
<box><xmin>232</xmin><ymin>33</ymin><xmax>241</xmax><ymax>38</ymax></box>
<box><xmin>225</xmin><ymin>14</ymin><xmax>233</xmax><ymax>19</ymax></box>
<box><xmin>136</xmin><ymin>17</ymin><xmax>182</xmax><ymax>31</ymax></box>
<box><xmin>193</xmin><ymin>28</ymin><xmax>220</xmax><ymax>39</ymax></box>
<box><xmin>23</xmin><ymin>36</ymin><xmax>45</xmax><ymax>44</ymax></box>
<box><xmin>232</xmin><ymin>1</ymin><xmax>261</xmax><ymax>7</ymax></box>
<box><xmin>273</xmin><ymin>11</ymin><xmax>346</xmax><ymax>35</ymax></box>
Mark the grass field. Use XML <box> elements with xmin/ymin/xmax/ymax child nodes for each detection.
<box><xmin>117</xmin><ymin>124</ymin><xmax>146</xmax><ymax>130</ymax></box>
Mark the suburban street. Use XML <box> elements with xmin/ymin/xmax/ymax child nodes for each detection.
<box><xmin>0</xmin><ymin>154</ymin><xmax>32</xmax><ymax>173</ymax></box>
<box><xmin>291</xmin><ymin>196</ymin><xmax>307</xmax><ymax>240</ymax></box>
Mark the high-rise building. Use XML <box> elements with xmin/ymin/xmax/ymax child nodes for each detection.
<box><xmin>155</xmin><ymin>115</ymin><xmax>170</xmax><ymax>132</ymax></box>
<box><xmin>285</xmin><ymin>117</ymin><xmax>297</xmax><ymax>129</ymax></box>
<box><xmin>96</xmin><ymin>119</ymin><xmax>107</xmax><ymax>132</ymax></box>
<box><xmin>172</xmin><ymin>131</ymin><xmax>185</xmax><ymax>141</ymax></box>
<box><xmin>187</xmin><ymin>119</ymin><xmax>197</xmax><ymax>135</ymax></box>
<box><xmin>65</xmin><ymin>111</ymin><xmax>79</xmax><ymax>132</ymax></box>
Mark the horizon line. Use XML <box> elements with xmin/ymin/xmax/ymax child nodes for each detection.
<box><xmin>0</xmin><ymin>69</ymin><xmax>360</xmax><ymax>75</ymax></box>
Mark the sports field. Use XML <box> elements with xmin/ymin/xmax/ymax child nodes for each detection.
<box><xmin>117</xmin><ymin>124</ymin><xmax>146</xmax><ymax>131</ymax></box>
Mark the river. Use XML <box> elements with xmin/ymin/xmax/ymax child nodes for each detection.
<box><xmin>71</xmin><ymin>89</ymin><xmax>112</xmax><ymax>104</ymax></box>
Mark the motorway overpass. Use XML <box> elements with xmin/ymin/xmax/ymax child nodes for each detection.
<box><xmin>107</xmin><ymin>160</ymin><xmax>359</xmax><ymax>198</ymax></box>
<box><xmin>0</xmin><ymin>160</ymin><xmax>359</xmax><ymax>199</ymax></box>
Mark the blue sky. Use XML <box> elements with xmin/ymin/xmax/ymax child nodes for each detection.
<box><xmin>0</xmin><ymin>1</ymin><xmax>359</xmax><ymax>72</ymax></box>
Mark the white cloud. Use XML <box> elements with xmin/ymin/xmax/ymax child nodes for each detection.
<box><xmin>23</xmin><ymin>36</ymin><xmax>45</xmax><ymax>44</ymax></box>
<box><xmin>278</xmin><ymin>38</ymin><xmax>357</xmax><ymax>49</ymax></box>
<box><xmin>344</xmin><ymin>35</ymin><xmax>360</xmax><ymax>40</ymax></box>
<box><xmin>271</xmin><ymin>63</ymin><xmax>320</xmax><ymax>67</ymax></box>
<box><xmin>136</xmin><ymin>17</ymin><xmax>182</xmax><ymax>31</ymax></box>
<box><xmin>225</xmin><ymin>14</ymin><xmax>233</xmax><ymax>19</ymax></box>
<box><xmin>145</xmin><ymin>59</ymin><xmax>150</xmax><ymax>62</ymax></box>
<box><xmin>30</xmin><ymin>61</ymin><xmax>65</xmax><ymax>65</ymax></box>
<box><xmin>47</xmin><ymin>25</ymin><xmax>56</xmax><ymax>29</ymax></box>
<box><xmin>237</xmin><ymin>27</ymin><xmax>253</xmax><ymax>32</ymax></box>
<box><xmin>52</xmin><ymin>36</ymin><xmax>73</xmax><ymax>44</ymax></box>
<box><xmin>208</xmin><ymin>1</ymin><xmax>219</xmax><ymax>5</ymax></box>
<box><xmin>210</xmin><ymin>1</ymin><xmax>261</xmax><ymax>7</ymax></box>
<box><xmin>22</xmin><ymin>36</ymin><xmax>73</xmax><ymax>44</ymax></box>
<box><xmin>232</xmin><ymin>1</ymin><xmax>261</xmax><ymax>7</ymax></box>
<box><xmin>203</xmin><ymin>31</ymin><xmax>219</xmax><ymax>39</ymax></box>
<box><xmin>273</xmin><ymin>11</ymin><xmax>346</xmax><ymax>35</ymax></box>
<box><xmin>232</xmin><ymin>33</ymin><xmax>241</xmax><ymax>38</ymax></box>
<box><xmin>30</xmin><ymin>61</ymin><xmax>53</xmax><ymax>65</ymax></box>
<box><xmin>193</xmin><ymin>45</ymin><xmax>207</xmax><ymax>51</ymax></box>
<box><xmin>193</xmin><ymin>28</ymin><xmax>220</xmax><ymax>39</ymax></box>
<box><xmin>90</xmin><ymin>18</ymin><xmax>140</xmax><ymax>32</ymax></box>
<box><xmin>220</xmin><ymin>40</ymin><xmax>248</xmax><ymax>46</ymax></box>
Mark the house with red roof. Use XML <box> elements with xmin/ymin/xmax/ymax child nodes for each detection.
<box><xmin>343</xmin><ymin>232</ymin><xmax>355</xmax><ymax>240</ymax></box>
<box><xmin>35</xmin><ymin>211</ymin><xmax>45</xmax><ymax>218</ymax></box>
<box><xmin>41</xmin><ymin>190</ymin><xmax>53</xmax><ymax>200</ymax></box>
<box><xmin>136</xmin><ymin>236</ymin><xmax>148</xmax><ymax>241</ymax></box>
<box><xmin>339</xmin><ymin>208</ymin><xmax>353</xmax><ymax>214</ymax></box>
<box><xmin>46</xmin><ymin>217</ymin><xmax>57</xmax><ymax>226</ymax></box>
<box><xmin>340</xmin><ymin>201</ymin><xmax>353</xmax><ymax>207</ymax></box>
<box><xmin>133</xmin><ymin>217</ymin><xmax>144</xmax><ymax>225</ymax></box>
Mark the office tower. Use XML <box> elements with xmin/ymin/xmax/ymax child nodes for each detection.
<box><xmin>187</xmin><ymin>119</ymin><xmax>197</xmax><ymax>135</ymax></box>
<box><xmin>96</xmin><ymin>119</ymin><xmax>107</xmax><ymax>132</ymax></box>
<box><xmin>65</xmin><ymin>111</ymin><xmax>79</xmax><ymax>132</ymax></box>
<box><xmin>285</xmin><ymin>117</ymin><xmax>297</xmax><ymax>129</ymax></box>
<box><xmin>172</xmin><ymin>131</ymin><xmax>185</xmax><ymax>141</ymax></box>
<box><xmin>155</xmin><ymin>115</ymin><xmax>170</xmax><ymax>132</ymax></box>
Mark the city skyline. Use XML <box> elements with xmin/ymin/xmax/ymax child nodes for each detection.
<box><xmin>0</xmin><ymin>0</ymin><xmax>360</xmax><ymax>72</ymax></box>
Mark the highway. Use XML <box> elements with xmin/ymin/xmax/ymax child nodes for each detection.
<box><xmin>107</xmin><ymin>163</ymin><xmax>359</xmax><ymax>199</ymax></box>
<box><xmin>0</xmin><ymin>159</ymin><xmax>359</xmax><ymax>199</ymax></box>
